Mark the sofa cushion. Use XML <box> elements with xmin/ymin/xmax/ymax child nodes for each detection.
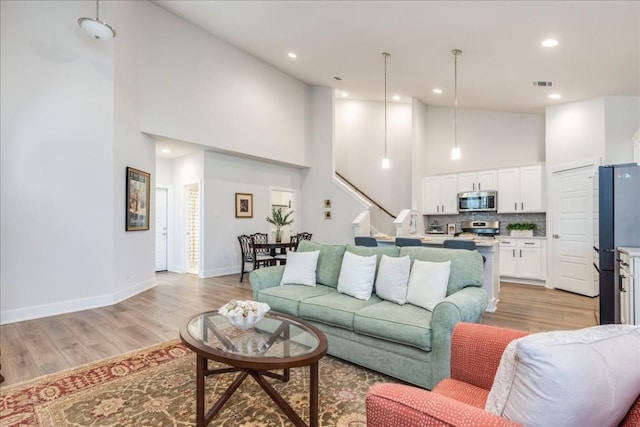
<box><xmin>354</xmin><ymin>301</ymin><xmax>433</xmax><ymax>351</ymax></box>
<box><xmin>299</xmin><ymin>292</ymin><xmax>382</xmax><ymax>330</ymax></box>
<box><xmin>485</xmin><ymin>324</ymin><xmax>640</xmax><ymax>427</ymax></box>
<box><xmin>258</xmin><ymin>284</ymin><xmax>335</xmax><ymax>317</ymax></box>
<box><xmin>399</xmin><ymin>247</ymin><xmax>483</xmax><ymax>295</ymax></box>
<box><xmin>337</xmin><ymin>251</ymin><xmax>377</xmax><ymax>300</ymax></box>
<box><xmin>406</xmin><ymin>260</ymin><xmax>451</xmax><ymax>311</ymax></box>
<box><xmin>297</xmin><ymin>241</ymin><xmax>346</xmax><ymax>288</ymax></box>
<box><xmin>280</xmin><ymin>250</ymin><xmax>320</xmax><ymax>286</ymax></box>
<box><xmin>375</xmin><ymin>255</ymin><xmax>411</xmax><ymax>305</ymax></box>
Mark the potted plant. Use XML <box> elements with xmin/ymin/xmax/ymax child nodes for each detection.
<box><xmin>506</xmin><ymin>223</ymin><xmax>536</xmax><ymax>237</ymax></box>
<box><xmin>266</xmin><ymin>207</ymin><xmax>294</xmax><ymax>242</ymax></box>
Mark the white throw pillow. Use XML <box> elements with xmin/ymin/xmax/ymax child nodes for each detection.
<box><xmin>406</xmin><ymin>260</ymin><xmax>451</xmax><ymax>311</ymax></box>
<box><xmin>485</xmin><ymin>324</ymin><xmax>640</xmax><ymax>427</ymax></box>
<box><xmin>337</xmin><ymin>251</ymin><xmax>377</xmax><ymax>300</ymax></box>
<box><xmin>375</xmin><ymin>255</ymin><xmax>411</xmax><ymax>305</ymax></box>
<box><xmin>279</xmin><ymin>250</ymin><xmax>320</xmax><ymax>286</ymax></box>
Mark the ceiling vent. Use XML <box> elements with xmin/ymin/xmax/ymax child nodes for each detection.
<box><xmin>532</xmin><ymin>81</ymin><xmax>554</xmax><ymax>87</ymax></box>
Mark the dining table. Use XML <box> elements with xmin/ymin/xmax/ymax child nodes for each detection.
<box><xmin>253</xmin><ymin>242</ymin><xmax>296</xmax><ymax>257</ymax></box>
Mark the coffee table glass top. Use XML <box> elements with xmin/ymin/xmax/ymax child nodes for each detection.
<box><xmin>185</xmin><ymin>311</ymin><xmax>320</xmax><ymax>358</ymax></box>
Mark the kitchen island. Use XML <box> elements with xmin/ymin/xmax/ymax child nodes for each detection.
<box><xmin>375</xmin><ymin>236</ymin><xmax>500</xmax><ymax>312</ymax></box>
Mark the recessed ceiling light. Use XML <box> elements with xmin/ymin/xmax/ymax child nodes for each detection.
<box><xmin>548</xmin><ymin>93</ymin><xmax>562</xmax><ymax>99</ymax></box>
<box><xmin>542</xmin><ymin>39</ymin><xmax>559</xmax><ymax>47</ymax></box>
<box><xmin>433</xmin><ymin>88</ymin><xmax>443</xmax><ymax>94</ymax></box>
<box><xmin>341</xmin><ymin>92</ymin><xmax>348</xmax><ymax>97</ymax></box>
<box><xmin>393</xmin><ymin>95</ymin><xmax>401</xmax><ymax>101</ymax></box>
<box><xmin>161</xmin><ymin>149</ymin><xmax>171</xmax><ymax>153</ymax></box>
<box><xmin>288</xmin><ymin>52</ymin><xmax>297</xmax><ymax>59</ymax></box>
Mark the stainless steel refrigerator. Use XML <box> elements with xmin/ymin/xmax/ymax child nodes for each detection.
<box><xmin>596</xmin><ymin>164</ymin><xmax>640</xmax><ymax>324</ymax></box>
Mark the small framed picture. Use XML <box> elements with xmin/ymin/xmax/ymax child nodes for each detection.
<box><xmin>126</xmin><ymin>167</ymin><xmax>150</xmax><ymax>231</ymax></box>
<box><xmin>324</xmin><ymin>199</ymin><xmax>332</xmax><ymax>208</ymax></box>
<box><xmin>324</xmin><ymin>210</ymin><xmax>332</xmax><ymax>220</ymax></box>
<box><xmin>447</xmin><ymin>223</ymin><xmax>456</xmax><ymax>235</ymax></box>
<box><xmin>235</xmin><ymin>193</ymin><xmax>253</xmax><ymax>218</ymax></box>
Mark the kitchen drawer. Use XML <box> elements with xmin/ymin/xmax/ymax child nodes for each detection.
<box><xmin>499</xmin><ymin>239</ymin><xmax>517</xmax><ymax>248</ymax></box>
<box><xmin>518</xmin><ymin>239</ymin><xmax>541</xmax><ymax>248</ymax></box>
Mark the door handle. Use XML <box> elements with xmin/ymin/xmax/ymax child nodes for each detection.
<box><xmin>512</xmin><ymin>249</ymin><xmax>515</xmax><ymax>257</ymax></box>
<box><xmin>553</xmin><ymin>234</ymin><xmax>560</xmax><ymax>239</ymax></box>
<box><xmin>520</xmin><ymin>249</ymin><xmax>522</xmax><ymax>257</ymax></box>
<box><xmin>478</xmin><ymin>183</ymin><xmax>481</xmax><ymax>190</ymax></box>
<box><xmin>473</xmin><ymin>183</ymin><xmax>475</xmax><ymax>190</ymax></box>
<box><xmin>521</xmin><ymin>202</ymin><xmax>524</xmax><ymax>210</ymax></box>
<box><xmin>514</xmin><ymin>202</ymin><xmax>517</xmax><ymax>210</ymax></box>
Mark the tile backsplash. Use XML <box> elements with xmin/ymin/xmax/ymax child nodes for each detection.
<box><xmin>424</xmin><ymin>212</ymin><xmax>546</xmax><ymax>237</ymax></box>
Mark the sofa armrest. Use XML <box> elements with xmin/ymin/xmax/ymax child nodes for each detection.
<box><xmin>428</xmin><ymin>286</ymin><xmax>488</xmax><ymax>387</ymax></box>
<box><xmin>450</xmin><ymin>323</ymin><xmax>529</xmax><ymax>390</ymax></box>
<box><xmin>366</xmin><ymin>383</ymin><xmax>521</xmax><ymax>427</ymax></box>
<box><xmin>249</xmin><ymin>266</ymin><xmax>285</xmax><ymax>300</ymax></box>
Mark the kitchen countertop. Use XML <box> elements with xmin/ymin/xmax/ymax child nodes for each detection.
<box><xmin>496</xmin><ymin>235</ymin><xmax>547</xmax><ymax>240</ymax></box>
<box><xmin>374</xmin><ymin>235</ymin><xmax>499</xmax><ymax>247</ymax></box>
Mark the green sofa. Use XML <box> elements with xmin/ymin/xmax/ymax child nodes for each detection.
<box><xmin>249</xmin><ymin>240</ymin><xmax>488</xmax><ymax>390</ymax></box>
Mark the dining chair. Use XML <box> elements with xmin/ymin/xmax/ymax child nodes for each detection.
<box><xmin>354</xmin><ymin>236</ymin><xmax>378</xmax><ymax>247</ymax></box>
<box><xmin>250</xmin><ymin>233</ymin><xmax>271</xmax><ymax>256</ymax></box>
<box><xmin>297</xmin><ymin>232</ymin><xmax>313</xmax><ymax>242</ymax></box>
<box><xmin>237</xmin><ymin>234</ymin><xmax>273</xmax><ymax>282</ymax></box>
<box><xmin>395</xmin><ymin>237</ymin><xmax>423</xmax><ymax>247</ymax></box>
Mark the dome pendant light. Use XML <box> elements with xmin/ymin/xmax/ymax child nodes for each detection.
<box><xmin>78</xmin><ymin>0</ymin><xmax>116</xmax><ymax>40</ymax></box>
<box><xmin>451</xmin><ymin>49</ymin><xmax>462</xmax><ymax>160</ymax></box>
<box><xmin>381</xmin><ymin>52</ymin><xmax>391</xmax><ymax>169</ymax></box>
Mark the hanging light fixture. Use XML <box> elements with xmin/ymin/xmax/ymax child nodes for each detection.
<box><xmin>78</xmin><ymin>0</ymin><xmax>116</xmax><ymax>40</ymax></box>
<box><xmin>451</xmin><ymin>49</ymin><xmax>462</xmax><ymax>160</ymax></box>
<box><xmin>381</xmin><ymin>52</ymin><xmax>391</xmax><ymax>169</ymax></box>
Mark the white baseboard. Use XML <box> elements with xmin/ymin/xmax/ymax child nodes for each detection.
<box><xmin>0</xmin><ymin>278</ymin><xmax>157</xmax><ymax>325</ymax></box>
<box><xmin>202</xmin><ymin>265</ymin><xmax>240</xmax><ymax>278</ymax></box>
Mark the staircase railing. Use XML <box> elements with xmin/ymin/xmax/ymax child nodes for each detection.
<box><xmin>335</xmin><ymin>171</ymin><xmax>396</xmax><ymax>219</ymax></box>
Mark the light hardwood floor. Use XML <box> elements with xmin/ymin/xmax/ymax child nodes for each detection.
<box><xmin>0</xmin><ymin>273</ymin><xmax>598</xmax><ymax>387</ymax></box>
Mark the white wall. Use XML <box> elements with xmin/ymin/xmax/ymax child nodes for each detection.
<box><xmin>423</xmin><ymin>106</ymin><xmax>545</xmax><ymax>175</ymax></box>
<box><xmin>604</xmin><ymin>96</ymin><xmax>640</xmax><ymax>164</ymax></box>
<box><xmin>411</xmin><ymin>98</ymin><xmax>429</xmax><ymax>232</ymax></box>
<box><xmin>301</xmin><ymin>87</ymin><xmax>370</xmax><ymax>244</ymax></box>
<box><xmin>545</xmin><ymin>97</ymin><xmax>606</xmax><ymax>167</ymax></box>
<box><xmin>201</xmin><ymin>152</ymin><xmax>302</xmax><ymax>277</ymax></box>
<box><xmin>137</xmin><ymin>1</ymin><xmax>309</xmax><ymax>167</ymax></box>
<box><xmin>170</xmin><ymin>152</ymin><xmax>205</xmax><ymax>274</ymax></box>
<box><xmin>112</xmin><ymin>0</ymin><xmax>156</xmax><ymax>299</ymax></box>
<box><xmin>335</xmin><ymin>99</ymin><xmax>412</xmax><ymax>218</ymax></box>
<box><xmin>545</xmin><ymin>96</ymin><xmax>640</xmax><ymax>167</ymax></box>
<box><xmin>0</xmin><ymin>1</ymin><xmax>154</xmax><ymax>323</ymax></box>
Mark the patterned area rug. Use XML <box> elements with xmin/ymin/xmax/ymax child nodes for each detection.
<box><xmin>0</xmin><ymin>340</ymin><xmax>397</xmax><ymax>426</ymax></box>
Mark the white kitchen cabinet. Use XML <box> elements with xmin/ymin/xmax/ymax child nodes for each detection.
<box><xmin>499</xmin><ymin>237</ymin><xmax>546</xmax><ymax>283</ymax></box>
<box><xmin>498</xmin><ymin>165</ymin><xmax>545</xmax><ymax>213</ymax></box>
<box><xmin>422</xmin><ymin>175</ymin><xmax>458</xmax><ymax>215</ymax></box>
<box><xmin>458</xmin><ymin>170</ymin><xmax>498</xmax><ymax>192</ymax></box>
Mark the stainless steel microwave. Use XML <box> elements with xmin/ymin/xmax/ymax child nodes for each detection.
<box><xmin>458</xmin><ymin>191</ymin><xmax>497</xmax><ymax>212</ymax></box>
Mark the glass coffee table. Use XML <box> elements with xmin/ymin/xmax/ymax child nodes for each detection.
<box><xmin>179</xmin><ymin>310</ymin><xmax>328</xmax><ymax>427</ymax></box>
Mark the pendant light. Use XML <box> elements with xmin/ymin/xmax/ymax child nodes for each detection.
<box><xmin>381</xmin><ymin>52</ymin><xmax>391</xmax><ymax>169</ymax></box>
<box><xmin>451</xmin><ymin>49</ymin><xmax>462</xmax><ymax>160</ymax></box>
<box><xmin>78</xmin><ymin>0</ymin><xmax>116</xmax><ymax>40</ymax></box>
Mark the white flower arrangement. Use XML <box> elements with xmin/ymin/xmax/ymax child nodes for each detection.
<box><xmin>218</xmin><ymin>300</ymin><xmax>270</xmax><ymax>330</ymax></box>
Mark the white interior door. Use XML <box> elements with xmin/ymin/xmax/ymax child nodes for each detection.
<box><xmin>185</xmin><ymin>183</ymin><xmax>200</xmax><ymax>275</ymax></box>
<box><xmin>551</xmin><ymin>165</ymin><xmax>597</xmax><ymax>296</ymax></box>
<box><xmin>155</xmin><ymin>188</ymin><xmax>168</xmax><ymax>271</ymax></box>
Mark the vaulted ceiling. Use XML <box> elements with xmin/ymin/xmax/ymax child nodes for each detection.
<box><xmin>154</xmin><ymin>1</ymin><xmax>639</xmax><ymax>115</ymax></box>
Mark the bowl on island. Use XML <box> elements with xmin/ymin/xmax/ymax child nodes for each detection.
<box><xmin>218</xmin><ymin>300</ymin><xmax>270</xmax><ymax>330</ymax></box>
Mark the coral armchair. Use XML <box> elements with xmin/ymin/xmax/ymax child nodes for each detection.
<box><xmin>366</xmin><ymin>322</ymin><xmax>640</xmax><ymax>427</ymax></box>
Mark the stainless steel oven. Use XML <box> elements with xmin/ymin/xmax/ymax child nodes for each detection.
<box><xmin>457</xmin><ymin>191</ymin><xmax>497</xmax><ymax>212</ymax></box>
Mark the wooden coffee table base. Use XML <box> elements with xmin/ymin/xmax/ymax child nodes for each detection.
<box><xmin>196</xmin><ymin>355</ymin><xmax>319</xmax><ymax>427</ymax></box>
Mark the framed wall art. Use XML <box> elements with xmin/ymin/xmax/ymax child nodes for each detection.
<box><xmin>235</xmin><ymin>193</ymin><xmax>253</xmax><ymax>218</ymax></box>
<box><xmin>126</xmin><ymin>167</ymin><xmax>151</xmax><ymax>231</ymax></box>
